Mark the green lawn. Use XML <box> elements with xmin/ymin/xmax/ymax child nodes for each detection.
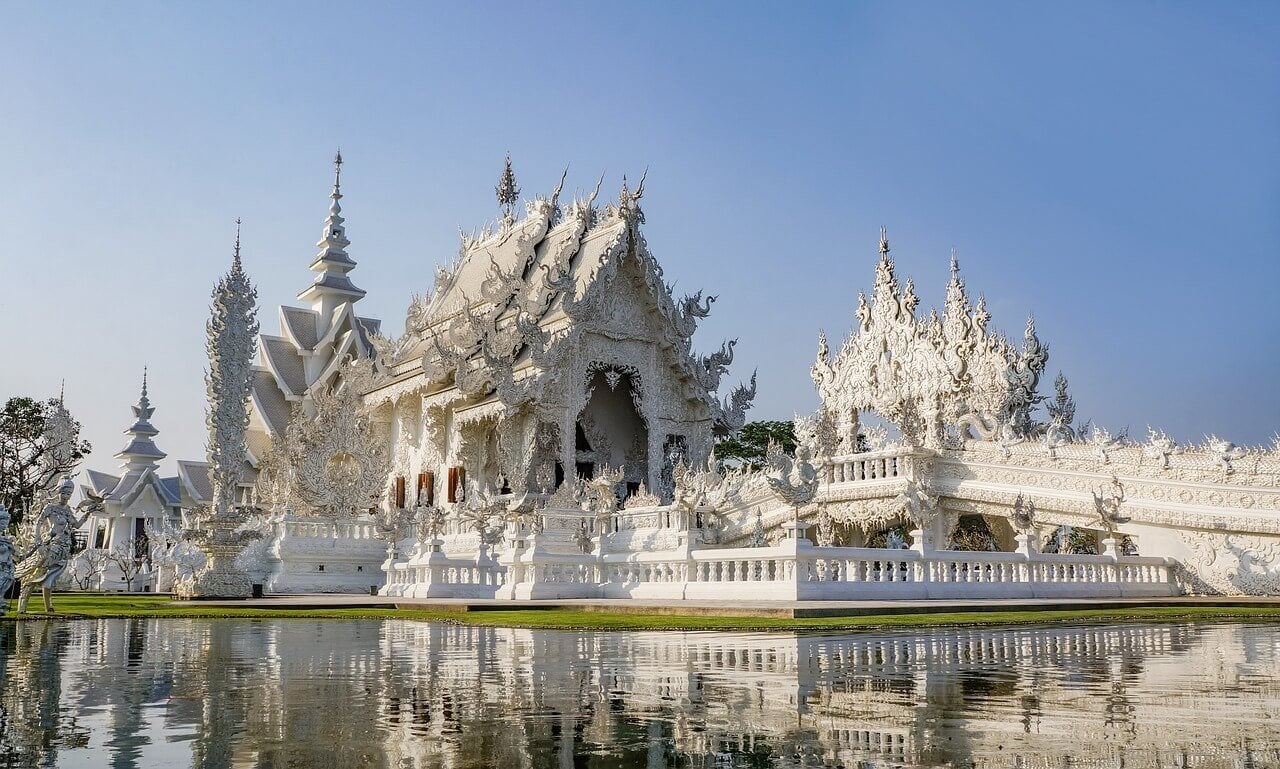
<box><xmin>5</xmin><ymin>594</ymin><xmax>1280</xmax><ymax>631</ymax></box>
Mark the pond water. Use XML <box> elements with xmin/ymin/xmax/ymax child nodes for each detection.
<box><xmin>0</xmin><ymin>619</ymin><xmax>1277</xmax><ymax>768</ymax></box>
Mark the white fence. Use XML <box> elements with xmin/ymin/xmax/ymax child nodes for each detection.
<box><xmin>382</xmin><ymin>540</ymin><xmax>1178</xmax><ymax>601</ymax></box>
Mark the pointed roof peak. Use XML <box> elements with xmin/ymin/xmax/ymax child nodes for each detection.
<box><xmin>878</xmin><ymin>226</ymin><xmax>890</xmax><ymax>257</ymax></box>
<box><xmin>232</xmin><ymin>218</ymin><xmax>243</xmax><ymax>270</ymax></box>
<box><xmin>300</xmin><ymin>151</ymin><xmax>364</xmax><ymax>306</ymax></box>
<box><xmin>496</xmin><ymin>153</ymin><xmax>520</xmax><ymax>215</ymax></box>
<box><xmin>949</xmin><ymin>247</ymin><xmax>960</xmax><ymax>276</ymax></box>
<box><xmin>58</xmin><ymin>379</ymin><xmax>65</xmax><ymax>405</ymax></box>
<box><xmin>118</xmin><ymin>365</ymin><xmax>164</xmax><ymax>466</ymax></box>
<box><xmin>331</xmin><ymin>149</ymin><xmax>344</xmax><ymax>208</ymax></box>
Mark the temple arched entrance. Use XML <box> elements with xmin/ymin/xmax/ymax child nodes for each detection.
<box><xmin>575</xmin><ymin>367</ymin><xmax>648</xmax><ymax>499</ymax></box>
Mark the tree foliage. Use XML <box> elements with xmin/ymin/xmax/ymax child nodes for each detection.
<box><xmin>0</xmin><ymin>396</ymin><xmax>91</xmax><ymax>525</ymax></box>
<box><xmin>948</xmin><ymin>515</ymin><xmax>999</xmax><ymax>552</ymax></box>
<box><xmin>715</xmin><ymin>420</ymin><xmax>798</xmax><ymax>470</ymax></box>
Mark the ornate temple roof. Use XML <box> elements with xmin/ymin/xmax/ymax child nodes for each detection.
<box><xmin>370</xmin><ymin>164</ymin><xmax>755</xmax><ymax>435</ymax></box>
<box><xmin>245</xmin><ymin>153</ymin><xmax>380</xmax><ymax>446</ymax></box>
<box><xmin>280</xmin><ymin>305</ymin><xmax>319</xmax><ymax>350</ymax></box>
<box><xmin>76</xmin><ymin>371</ymin><xmax>183</xmax><ymax>510</ymax></box>
<box><xmin>175</xmin><ymin>460</ymin><xmax>213</xmax><ymax>505</ymax></box>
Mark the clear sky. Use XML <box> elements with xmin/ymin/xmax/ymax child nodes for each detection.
<box><xmin>3</xmin><ymin>2</ymin><xmax>1278</xmax><ymax>477</ymax></box>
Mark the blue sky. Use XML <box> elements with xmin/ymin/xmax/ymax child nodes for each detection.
<box><xmin>2</xmin><ymin>2</ymin><xmax>1277</xmax><ymax>474</ymax></box>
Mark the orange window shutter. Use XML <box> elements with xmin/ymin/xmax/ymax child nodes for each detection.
<box><xmin>423</xmin><ymin>471</ymin><xmax>435</xmax><ymax>505</ymax></box>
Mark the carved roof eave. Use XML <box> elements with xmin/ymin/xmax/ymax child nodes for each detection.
<box><xmin>310</xmin><ymin>328</ymin><xmax>365</xmax><ymax>394</ymax></box>
<box><xmin>278</xmin><ymin>305</ymin><xmax>318</xmax><ymax>352</ymax></box>
<box><xmin>107</xmin><ymin>467</ymin><xmax>174</xmax><ymax>509</ymax></box>
<box><xmin>454</xmin><ymin>394</ymin><xmax>507</xmax><ymax>427</ymax></box>
<box><xmin>316</xmin><ymin>302</ymin><xmax>375</xmax><ymax>358</ymax></box>
<box><xmin>257</xmin><ymin>335</ymin><xmax>304</xmax><ymax>399</ymax></box>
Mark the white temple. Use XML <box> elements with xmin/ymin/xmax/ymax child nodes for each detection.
<box><xmin>78</xmin><ymin>155</ymin><xmax>1280</xmax><ymax>599</ymax></box>
<box><xmin>77</xmin><ymin>371</ymin><xmax>183</xmax><ymax>591</ymax></box>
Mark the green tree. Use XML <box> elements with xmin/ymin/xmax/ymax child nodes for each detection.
<box><xmin>715</xmin><ymin>420</ymin><xmax>797</xmax><ymax>470</ymax></box>
<box><xmin>0</xmin><ymin>396</ymin><xmax>91</xmax><ymax>525</ymax></box>
<box><xmin>949</xmin><ymin>515</ymin><xmax>999</xmax><ymax>551</ymax></box>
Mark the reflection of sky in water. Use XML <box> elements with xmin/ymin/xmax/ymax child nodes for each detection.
<box><xmin>1</xmin><ymin>620</ymin><xmax>1278</xmax><ymax>768</ymax></box>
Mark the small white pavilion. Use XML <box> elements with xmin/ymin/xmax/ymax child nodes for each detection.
<box><xmin>78</xmin><ymin>370</ymin><xmax>183</xmax><ymax>590</ymax></box>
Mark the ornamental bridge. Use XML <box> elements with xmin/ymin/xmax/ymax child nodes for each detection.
<box><xmin>377</xmin><ymin>435</ymin><xmax>1280</xmax><ymax>601</ymax></box>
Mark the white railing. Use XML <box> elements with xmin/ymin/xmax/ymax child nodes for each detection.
<box><xmin>401</xmin><ymin>542</ymin><xmax>1178</xmax><ymax>601</ymax></box>
<box><xmin>383</xmin><ymin>551</ymin><xmax>505</xmax><ymax>598</ymax></box>
<box><xmin>790</xmin><ymin>547</ymin><xmax>1176</xmax><ymax>600</ymax></box>
<box><xmin>280</xmin><ymin>519</ymin><xmax>379</xmax><ymax>540</ymax></box>
<box><xmin>823</xmin><ymin>448</ymin><xmax>917</xmax><ymax>485</ymax></box>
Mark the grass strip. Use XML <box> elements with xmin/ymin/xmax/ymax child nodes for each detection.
<box><xmin>5</xmin><ymin>595</ymin><xmax>1280</xmax><ymax>632</ymax></box>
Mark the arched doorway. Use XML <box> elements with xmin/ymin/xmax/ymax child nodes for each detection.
<box><xmin>575</xmin><ymin>367</ymin><xmax>648</xmax><ymax>499</ymax></box>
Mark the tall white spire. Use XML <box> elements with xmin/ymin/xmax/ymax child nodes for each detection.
<box><xmin>298</xmin><ymin>150</ymin><xmax>366</xmax><ymax>314</ymax></box>
<box><xmin>115</xmin><ymin>366</ymin><xmax>166</xmax><ymax>470</ymax></box>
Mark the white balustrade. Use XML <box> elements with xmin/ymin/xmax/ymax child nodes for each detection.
<box><xmin>823</xmin><ymin>449</ymin><xmax>914</xmax><ymax>485</ymax></box>
<box><xmin>428</xmin><ymin>543</ymin><xmax>1180</xmax><ymax>601</ymax></box>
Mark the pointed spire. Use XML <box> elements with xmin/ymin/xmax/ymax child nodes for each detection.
<box><xmin>879</xmin><ymin>226</ymin><xmax>890</xmax><ymax>257</ymax></box>
<box><xmin>116</xmin><ymin>366</ymin><xmax>165</xmax><ymax>469</ymax></box>
<box><xmin>949</xmin><ymin>247</ymin><xmax>959</xmax><ymax>277</ymax></box>
<box><xmin>58</xmin><ymin>379</ymin><xmax>65</xmax><ymax>406</ymax></box>
<box><xmin>232</xmin><ymin>218</ymin><xmax>243</xmax><ymax>271</ymax></box>
<box><xmin>299</xmin><ymin>151</ymin><xmax>365</xmax><ymax>310</ymax></box>
<box><xmin>496</xmin><ymin>154</ymin><xmax>520</xmax><ymax>223</ymax></box>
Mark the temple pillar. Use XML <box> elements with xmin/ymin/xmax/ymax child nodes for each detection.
<box><xmin>647</xmin><ymin>423</ymin><xmax>664</xmax><ymax>495</ymax></box>
<box><xmin>559</xmin><ymin>412</ymin><xmax>575</xmax><ymax>484</ymax></box>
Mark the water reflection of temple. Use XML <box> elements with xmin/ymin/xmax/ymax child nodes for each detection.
<box><xmin>1</xmin><ymin>619</ymin><xmax>1278</xmax><ymax>768</ymax></box>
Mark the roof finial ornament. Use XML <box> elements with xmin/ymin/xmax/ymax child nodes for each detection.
<box><xmin>550</xmin><ymin>165</ymin><xmax>568</xmax><ymax>208</ymax></box>
<box><xmin>233</xmin><ymin>217</ymin><xmax>243</xmax><ymax>270</ymax></box>
<box><xmin>950</xmin><ymin>247</ymin><xmax>959</xmax><ymax>276</ymax></box>
<box><xmin>329</xmin><ymin>149</ymin><xmax>344</xmax><ymax>216</ymax></box>
<box><xmin>879</xmin><ymin>226</ymin><xmax>890</xmax><ymax>257</ymax></box>
<box><xmin>141</xmin><ymin>365</ymin><xmax>148</xmax><ymax>399</ymax></box>
<box><xmin>619</xmin><ymin>170</ymin><xmax>647</xmax><ymax>225</ymax></box>
<box><xmin>496</xmin><ymin>153</ymin><xmax>520</xmax><ymax>223</ymax></box>
<box><xmin>58</xmin><ymin>379</ymin><xmax>65</xmax><ymax>405</ymax></box>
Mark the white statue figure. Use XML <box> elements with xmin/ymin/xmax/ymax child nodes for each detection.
<box><xmin>0</xmin><ymin>504</ymin><xmax>15</xmax><ymax>615</ymax></box>
<box><xmin>14</xmin><ymin>478</ymin><xmax>103</xmax><ymax>614</ymax></box>
<box><xmin>1011</xmin><ymin>493</ymin><xmax>1037</xmax><ymax>533</ymax></box>
<box><xmin>749</xmin><ymin>508</ymin><xmax>767</xmax><ymax>548</ymax></box>
<box><xmin>765</xmin><ymin>442</ymin><xmax>820</xmax><ymax>512</ymax></box>
<box><xmin>1092</xmin><ymin>475</ymin><xmax>1130</xmax><ymax>537</ymax></box>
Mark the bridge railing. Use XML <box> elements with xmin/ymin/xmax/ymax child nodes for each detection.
<box><xmin>466</xmin><ymin>542</ymin><xmax>1179</xmax><ymax>601</ymax></box>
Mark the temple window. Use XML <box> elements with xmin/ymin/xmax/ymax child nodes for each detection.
<box><xmin>417</xmin><ymin>472</ymin><xmax>434</xmax><ymax>506</ymax></box>
<box><xmin>447</xmin><ymin>467</ymin><xmax>466</xmax><ymax>503</ymax></box>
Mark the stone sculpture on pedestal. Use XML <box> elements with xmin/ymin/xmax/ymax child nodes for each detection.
<box><xmin>765</xmin><ymin>442</ymin><xmax>819</xmax><ymax>525</ymax></box>
<box><xmin>177</xmin><ymin>223</ymin><xmax>263</xmax><ymax>599</ymax></box>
